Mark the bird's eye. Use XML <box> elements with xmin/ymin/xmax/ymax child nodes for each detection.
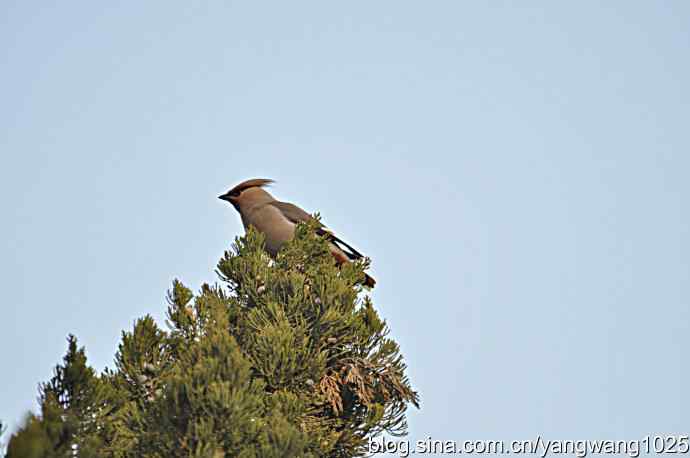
<box><xmin>230</xmin><ymin>190</ymin><xmax>241</xmax><ymax>197</ymax></box>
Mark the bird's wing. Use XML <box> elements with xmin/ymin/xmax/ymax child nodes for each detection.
<box><xmin>269</xmin><ymin>201</ymin><xmax>318</xmax><ymax>225</ymax></box>
<box><xmin>269</xmin><ymin>201</ymin><xmax>365</xmax><ymax>260</ymax></box>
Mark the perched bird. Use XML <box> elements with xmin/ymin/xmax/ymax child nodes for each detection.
<box><xmin>219</xmin><ymin>178</ymin><xmax>376</xmax><ymax>288</ymax></box>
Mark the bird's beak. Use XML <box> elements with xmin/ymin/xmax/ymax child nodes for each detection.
<box><xmin>218</xmin><ymin>193</ymin><xmax>232</xmax><ymax>202</ymax></box>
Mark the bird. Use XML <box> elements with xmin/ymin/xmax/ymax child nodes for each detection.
<box><xmin>218</xmin><ymin>178</ymin><xmax>376</xmax><ymax>288</ymax></box>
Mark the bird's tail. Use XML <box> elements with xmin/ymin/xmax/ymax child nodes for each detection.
<box><xmin>363</xmin><ymin>273</ymin><xmax>376</xmax><ymax>289</ymax></box>
<box><xmin>329</xmin><ymin>245</ymin><xmax>376</xmax><ymax>288</ymax></box>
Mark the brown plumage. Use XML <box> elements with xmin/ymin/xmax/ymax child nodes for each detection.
<box><xmin>219</xmin><ymin>178</ymin><xmax>376</xmax><ymax>288</ymax></box>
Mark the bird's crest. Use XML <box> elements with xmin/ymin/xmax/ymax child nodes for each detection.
<box><xmin>228</xmin><ymin>178</ymin><xmax>275</xmax><ymax>195</ymax></box>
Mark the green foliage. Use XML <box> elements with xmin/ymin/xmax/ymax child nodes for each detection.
<box><xmin>0</xmin><ymin>420</ymin><xmax>6</xmax><ymax>456</ymax></box>
<box><xmin>6</xmin><ymin>335</ymin><xmax>105</xmax><ymax>458</ymax></box>
<box><xmin>7</xmin><ymin>220</ymin><xmax>418</xmax><ymax>457</ymax></box>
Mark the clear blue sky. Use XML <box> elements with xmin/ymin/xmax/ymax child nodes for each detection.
<box><xmin>2</xmin><ymin>1</ymin><xmax>689</xmax><ymax>451</ymax></box>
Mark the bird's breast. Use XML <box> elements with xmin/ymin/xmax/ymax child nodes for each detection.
<box><xmin>245</xmin><ymin>204</ymin><xmax>296</xmax><ymax>256</ymax></box>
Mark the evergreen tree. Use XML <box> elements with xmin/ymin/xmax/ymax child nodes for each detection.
<box><xmin>6</xmin><ymin>335</ymin><xmax>105</xmax><ymax>458</ymax></box>
<box><xmin>1</xmin><ymin>420</ymin><xmax>6</xmax><ymax>456</ymax></box>
<box><xmin>7</xmin><ymin>220</ymin><xmax>419</xmax><ymax>457</ymax></box>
